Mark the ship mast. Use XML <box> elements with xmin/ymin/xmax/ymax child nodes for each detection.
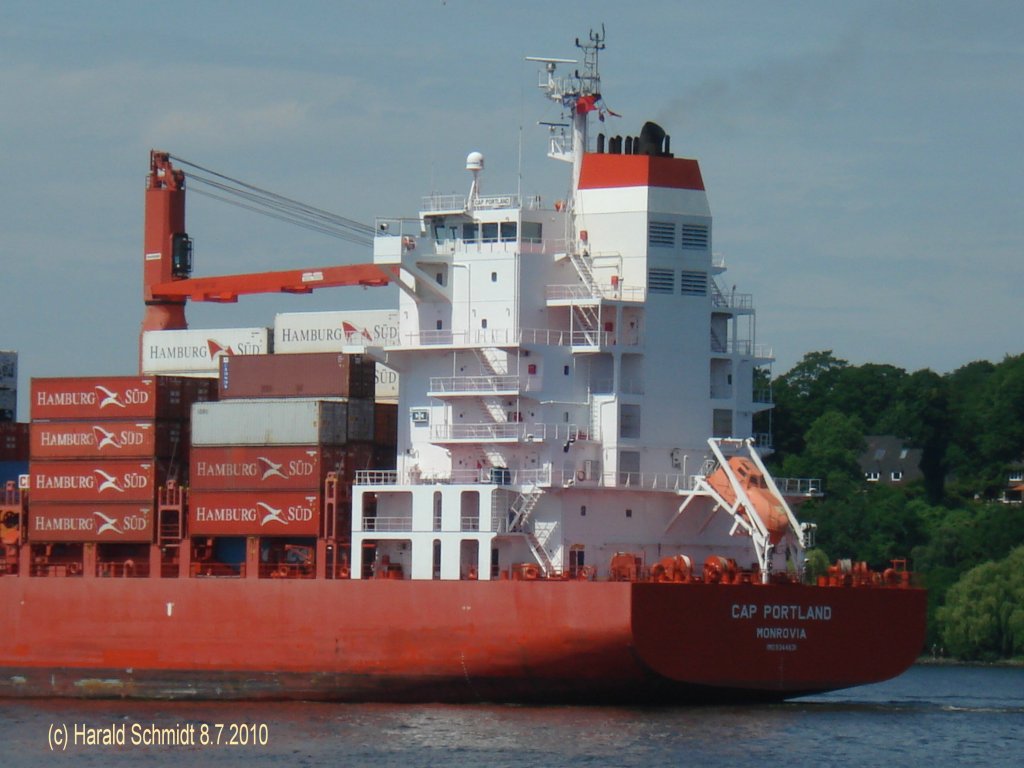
<box><xmin>527</xmin><ymin>25</ymin><xmax>606</xmax><ymax>194</ymax></box>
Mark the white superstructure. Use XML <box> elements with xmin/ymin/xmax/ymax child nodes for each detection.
<box><xmin>350</xmin><ymin>31</ymin><xmax>806</xmax><ymax>583</ymax></box>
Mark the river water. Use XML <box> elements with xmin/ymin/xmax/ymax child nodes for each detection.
<box><xmin>3</xmin><ymin>664</ymin><xmax>1021</xmax><ymax>767</ymax></box>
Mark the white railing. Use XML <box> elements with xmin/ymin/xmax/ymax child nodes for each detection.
<box><xmin>429</xmin><ymin>422</ymin><xmax>591</xmax><ymax>443</ymax></box>
<box><xmin>353</xmin><ymin>466</ymin><xmax>703</xmax><ymax>494</ymax></box>
<box><xmin>354</xmin><ymin>467</ymin><xmax>553</xmax><ymax>487</ymax></box>
<box><xmin>545</xmin><ymin>284</ymin><xmax>646</xmax><ymax>303</ymax></box>
<box><xmin>775</xmin><ymin>477</ymin><xmax>823</xmax><ymax>496</ymax></box>
<box><xmin>420</xmin><ymin>192</ymin><xmax>540</xmax><ymax>213</ymax></box>
<box><xmin>428</xmin><ymin>374</ymin><xmax>520</xmax><ymax>394</ymax></box>
<box><xmin>362</xmin><ymin>516</ymin><xmax>413</xmax><ymax>532</ymax></box>
<box><xmin>600</xmin><ymin>471</ymin><xmax>697</xmax><ymax>492</ymax></box>
<box><xmin>381</xmin><ymin>326</ymin><xmax>641</xmax><ymax>350</ymax></box>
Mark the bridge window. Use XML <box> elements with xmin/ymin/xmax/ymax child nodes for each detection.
<box><xmin>500</xmin><ymin>222</ymin><xmax>517</xmax><ymax>242</ymax></box>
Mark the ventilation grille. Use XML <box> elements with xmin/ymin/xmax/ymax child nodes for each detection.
<box><xmin>648</xmin><ymin>268</ymin><xmax>675</xmax><ymax>294</ymax></box>
<box><xmin>680</xmin><ymin>270</ymin><xmax>708</xmax><ymax>296</ymax></box>
<box><xmin>648</xmin><ymin>221</ymin><xmax>676</xmax><ymax>247</ymax></box>
<box><xmin>681</xmin><ymin>224</ymin><xmax>709</xmax><ymax>250</ymax></box>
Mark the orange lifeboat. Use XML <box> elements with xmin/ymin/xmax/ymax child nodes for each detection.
<box><xmin>705</xmin><ymin>457</ymin><xmax>789</xmax><ymax>544</ymax></box>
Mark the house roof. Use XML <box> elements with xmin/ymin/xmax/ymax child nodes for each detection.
<box><xmin>858</xmin><ymin>435</ymin><xmax>924</xmax><ymax>483</ymax></box>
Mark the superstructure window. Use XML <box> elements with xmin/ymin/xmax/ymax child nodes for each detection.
<box><xmin>648</xmin><ymin>221</ymin><xmax>675</xmax><ymax>247</ymax></box>
<box><xmin>681</xmin><ymin>224</ymin><xmax>709</xmax><ymax>250</ymax></box>
<box><xmin>680</xmin><ymin>271</ymin><xmax>708</xmax><ymax>296</ymax></box>
<box><xmin>482</xmin><ymin>222</ymin><xmax>498</xmax><ymax>242</ymax></box>
<box><xmin>463</xmin><ymin>223</ymin><xmax>478</xmax><ymax>242</ymax></box>
<box><xmin>500</xmin><ymin>222</ymin><xmax>517</xmax><ymax>242</ymax></box>
<box><xmin>521</xmin><ymin>221</ymin><xmax>542</xmax><ymax>242</ymax></box>
<box><xmin>647</xmin><ymin>268</ymin><xmax>675</xmax><ymax>294</ymax></box>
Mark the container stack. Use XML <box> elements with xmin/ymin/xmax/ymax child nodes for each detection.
<box><xmin>273</xmin><ymin>310</ymin><xmax>400</xmax><ymax>403</ymax></box>
<box><xmin>27</xmin><ymin>376</ymin><xmax>214</xmax><ymax>544</ymax></box>
<box><xmin>0</xmin><ymin>350</ymin><xmax>16</xmax><ymax>422</ymax></box>
<box><xmin>0</xmin><ymin>350</ymin><xmax>27</xmax><ymax>485</ymax></box>
<box><xmin>190</xmin><ymin>353</ymin><xmax>381</xmax><ymax>541</ymax></box>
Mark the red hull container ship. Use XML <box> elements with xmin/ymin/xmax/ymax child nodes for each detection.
<box><xmin>0</xmin><ymin>32</ymin><xmax>925</xmax><ymax>703</ymax></box>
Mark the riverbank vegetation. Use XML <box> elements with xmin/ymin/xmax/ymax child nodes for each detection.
<box><xmin>762</xmin><ymin>351</ymin><xmax>1024</xmax><ymax>659</ymax></box>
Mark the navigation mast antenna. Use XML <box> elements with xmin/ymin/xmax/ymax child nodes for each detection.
<box><xmin>526</xmin><ymin>26</ymin><xmax>607</xmax><ymax>193</ymax></box>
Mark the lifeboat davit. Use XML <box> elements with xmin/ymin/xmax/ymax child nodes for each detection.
<box><xmin>705</xmin><ymin>457</ymin><xmax>789</xmax><ymax>544</ymax></box>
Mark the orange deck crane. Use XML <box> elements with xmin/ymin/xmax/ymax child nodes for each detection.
<box><xmin>141</xmin><ymin>151</ymin><xmax>394</xmax><ymax>365</ymax></box>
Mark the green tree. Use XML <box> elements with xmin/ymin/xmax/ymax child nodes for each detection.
<box><xmin>937</xmin><ymin>546</ymin><xmax>1024</xmax><ymax>660</ymax></box>
<box><xmin>772</xmin><ymin>351</ymin><xmax>849</xmax><ymax>459</ymax></box>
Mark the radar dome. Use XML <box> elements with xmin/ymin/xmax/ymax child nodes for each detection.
<box><xmin>466</xmin><ymin>152</ymin><xmax>485</xmax><ymax>171</ymax></box>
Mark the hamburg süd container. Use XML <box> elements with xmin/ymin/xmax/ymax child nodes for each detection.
<box><xmin>31</xmin><ymin>376</ymin><xmax>216</xmax><ymax>421</ymax></box>
<box><xmin>140</xmin><ymin>327</ymin><xmax>270</xmax><ymax>376</ymax></box>
<box><xmin>30</xmin><ymin>420</ymin><xmax>187</xmax><ymax>460</ymax></box>
<box><xmin>28</xmin><ymin>502</ymin><xmax>154</xmax><ymax>542</ymax></box>
<box><xmin>190</xmin><ymin>444</ymin><xmax>349</xmax><ymax>491</ymax></box>
<box><xmin>191</xmin><ymin>399</ymin><xmax>351</xmax><ymax>446</ymax></box>
<box><xmin>188</xmin><ymin>489</ymin><xmax>321</xmax><ymax>536</ymax></box>
<box><xmin>28</xmin><ymin>459</ymin><xmax>169</xmax><ymax>503</ymax></box>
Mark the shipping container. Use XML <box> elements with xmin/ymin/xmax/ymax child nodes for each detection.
<box><xmin>347</xmin><ymin>398</ymin><xmax>375</xmax><ymax>442</ymax></box>
<box><xmin>0</xmin><ymin>460</ymin><xmax>28</xmax><ymax>484</ymax></box>
<box><xmin>374</xmin><ymin>403</ymin><xmax>398</xmax><ymax>448</ymax></box>
<box><xmin>188</xmin><ymin>489</ymin><xmax>321</xmax><ymax>536</ymax></box>
<box><xmin>141</xmin><ymin>327</ymin><xmax>270</xmax><ymax>376</ymax></box>
<box><xmin>219</xmin><ymin>352</ymin><xmax>375</xmax><ymax>400</ymax></box>
<box><xmin>28</xmin><ymin>459</ymin><xmax>169</xmax><ymax>503</ymax></box>
<box><xmin>0</xmin><ymin>422</ymin><xmax>30</xmax><ymax>461</ymax></box>
<box><xmin>0</xmin><ymin>388</ymin><xmax>15</xmax><ymax>422</ymax></box>
<box><xmin>28</xmin><ymin>502</ymin><xmax>154</xmax><ymax>542</ymax></box>
<box><xmin>191</xmin><ymin>399</ymin><xmax>350</xmax><ymax>446</ymax></box>
<box><xmin>0</xmin><ymin>350</ymin><xmax>16</xmax><ymax>390</ymax></box>
<box><xmin>373</xmin><ymin>363</ymin><xmax>399</xmax><ymax>403</ymax></box>
<box><xmin>30</xmin><ymin>420</ymin><xmax>187</xmax><ymax>460</ymax></box>
<box><xmin>273</xmin><ymin>310</ymin><xmax>399</xmax><ymax>402</ymax></box>
<box><xmin>31</xmin><ymin>376</ymin><xmax>216</xmax><ymax>421</ymax></box>
<box><xmin>190</xmin><ymin>444</ymin><xmax>349</xmax><ymax>491</ymax></box>
<box><xmin>273</xmin><ymin>309</ymin><xmax>400</xmax><ymax>351</ymax></box>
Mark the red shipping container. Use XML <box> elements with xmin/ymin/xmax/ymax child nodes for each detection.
<box><xmin>219</xmin><ymin>352</ymin><xmax>375</xmax><ymax>400</ymax></box>
<box><xmin>30</xmin><ymin>420</ymin><xmax>187</xmax><ymax>460</ymax></box>
<box><xmin>31</xmin><ymin>376</ymin><xmax>216</xmax><ymax>421</ymax></box>
<box><xmin>190</xmin><ymin>444</ymin><xmax>347</xmax><ymax>491</ymax></box>
<box><xmin>28</xmin><ymin>459</ymin><xmax>169</xmax><ymax>503</ymax></box>
<box><xmin>28</xmin><ymin>502</ymin><xmax>153</xmax><ymax>542</ymax></box>
<box><xmin>189</xmin><ymin>489</ymin><xmax>320</xmax><ymax>536</ymax></box>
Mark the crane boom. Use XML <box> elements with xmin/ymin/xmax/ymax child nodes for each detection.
<box><xmin>141</xmin><ymin>151</ymin><xmax>391</xmax><ymax>342</ymax></box>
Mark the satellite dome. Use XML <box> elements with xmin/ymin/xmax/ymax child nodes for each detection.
<box><xmin>465</xmin><ymin>151</ymin><xmax>484</xmax><ymax>171</ymax></box>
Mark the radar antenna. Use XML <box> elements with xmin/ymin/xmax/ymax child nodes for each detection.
<box><xmin>527</xmin><ymin>27</ymin><xmax>613</xmax><ymax>192</ymax></box>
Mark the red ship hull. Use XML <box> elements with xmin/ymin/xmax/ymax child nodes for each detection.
<box><xmin>0</xmin><ymin>578</ymin><xmax>926</xmax><ymax>703</ymax></box>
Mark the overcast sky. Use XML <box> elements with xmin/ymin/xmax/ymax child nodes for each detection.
<box><xmin>3</xmin><ymin>1</ymin><xmax>1022</xmax><ymax>416</ymax></box>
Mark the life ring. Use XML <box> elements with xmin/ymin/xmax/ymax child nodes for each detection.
<box><xmin>338</xmin><ymin>565</ymin><xmax>351</xmax><ymax>579</ymax></box>
<box><xmin>577</xmin><ymin>565</ymin><xmax>594</xmax><ymax>581</ymax></box>
<box><xmin>467</xmin><ymin>567</ymin><xmax>478</xmax><ymax>581</ymax></box>
<box><xmin>576</xmin><ymin>469</ymin><xmax>586</xmax><ymax>481</ymax></box>
<box><xmin>402</xmin><ymin>236</ymin><xmax>416</xmax><ymax>251</ymax></box>
<box><xmin>524</xmin><ymin>564</ymin><xmax>540</xmax><ymax>580</ymax></box>
<box><xmin>67</xmin><ymin>562</ymin><xmax>82</xmax><ymax>576</ymax></box>
<box><xmin>123</xmin><ymin>559</ymin><xmax>135</xmax><ymax>577</ymax></box>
